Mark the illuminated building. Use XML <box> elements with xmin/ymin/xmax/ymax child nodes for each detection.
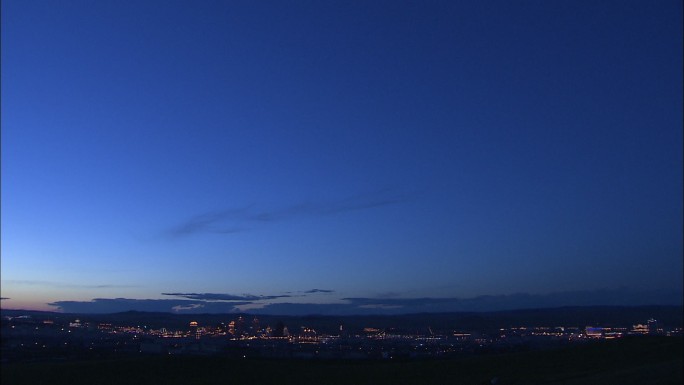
<box><xmin>632</xmin><ymin>323</ymin><xmax>649</xmax><ymax>335</ymax></box>
<box><xmin>300</xmin><ymin>327</ymin><xmax>317</xmax><ymax>340</ymax></box>
<box><xmin>585</xmin><ymin>327</ymin><xmax>603</xmax><ymax>338</ymax></box>
<box><xmin>452</xmin><ymin>332</ymin><xmax>471</xmax><ymax>341</ymax></box>
<box><xmin>632</xmin><ymin>318</ymin><xmax>662</xmax><ymax>335</ymax></box>
<box><xmin>97</xmin><ymin>323</ymin><xmax>113</xmax><ymax>331</ymax></box>
<box><xmin>189</xmin><ymin>321</ymin><xmax>200</xmax><ymax>340</ymax></box>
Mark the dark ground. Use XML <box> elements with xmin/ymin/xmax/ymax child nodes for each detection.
<box><xmin>2</xmin><ymin>336</ymin><xmax>681</xmax><ymax>385</ymax></box>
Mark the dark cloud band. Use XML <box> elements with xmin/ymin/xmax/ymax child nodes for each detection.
<box><xmin>42</xmin><ymin>288</ymin><xmax>682</xmax><ymax>315</ymax></box>
<box><xmin>162</xmin><ymin>292</ymin><xmax>291</xmax><ymax>301</ymax></box>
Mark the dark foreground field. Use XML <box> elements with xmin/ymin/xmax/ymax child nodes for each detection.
<box><xmin>2</xmin><ymin>336</ymin><xmax>681</xmax><ymax>385</ymax></box>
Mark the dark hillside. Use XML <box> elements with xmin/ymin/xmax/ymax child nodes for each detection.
<box><xmin>3</xmin><ymin>336</ymin><xmax>681</xmax><ymax>385</ymax></box>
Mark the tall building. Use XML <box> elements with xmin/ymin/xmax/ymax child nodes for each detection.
<box><xmin>647</xmin><ymin>318</ymin><xmax>661</xmax><ymax>335</ymax></box>
<box><xmin>189</xmin><ymin>321</ymin><xmax>200</xmax><ymax>340</ymax></box>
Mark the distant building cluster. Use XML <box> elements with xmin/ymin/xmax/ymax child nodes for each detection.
<box><xmin>1</xmin><ymin>313</ymin><xmax>681</xmax><ymax>362</ymax></box>
<box><xmin>583</xmin><ymin>318</ymin><xmax>668</xmax><ymax>339</ymax></box>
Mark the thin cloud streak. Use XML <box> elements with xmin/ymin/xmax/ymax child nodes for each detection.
<box><xmin>48</xmin><ymin>298</ymin><xmax>253</xmax><ymax>314</ymax></box>
<box><xmin>167</xmin><ymin>208</ymin><xmax>250</xmax><ymax>237</ymax></box>
<box><xmin>161</xmin><ymin>292</ymin><xmax>291</xmax><ymax>301</ymax></box>
<box><xmin>167</xmin><ymin>190</ymin><xmax>414</xmax><ymax>237</ymax></box>
<box><xmin>36</xmin><ymin>287</ymin><xmax>684</xmax><ymax>315</ymax></box>
<box><xmin>4</xmin><ymin>280</ymin><xmax>136</xmax><ymax>289</ymax></box>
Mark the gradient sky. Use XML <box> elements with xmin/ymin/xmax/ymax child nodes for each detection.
<box><xmin>2</xmin><ymin>0</ymin><xmax>682</xmax><ymax>314</ymax></box>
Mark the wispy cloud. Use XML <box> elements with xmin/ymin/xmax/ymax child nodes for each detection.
<box><xmin>4</xmin><ymin>280</ymin><xmax>136</xmax><ymax>289</ymax></box>
<box><xmin>304</xmin><ymin>289</ymin><xmax>335</xmax><ymax>294</ymax></box>
<box><xmin>161</xmin><ymin>292</ymin><xmax>291</xmax><ymax>301</ymax></box>
<box><xmin>171</xmin><ymin>303</ymin><xmax>205</xmax><ymax>312</ymax></box>
<box><xmin>167</xmin><ymin>208</ymin><xmax>249</xmax><ymax>237</ymax></box>
<box><xmin>0</xmin><ymin>297</ymin><xmax>10</xmax><ymax>300</ymax></box>
<box><xmin>167</xmin><ymin>189</ymin><xmax>414</xmax><ymax>237</ymax></box>
<box><xmin>38</xmin><ymin>287</ymin><xmax>684</xmax><ymax>315</ymax></box>
<box><xmin>48</xmin><ymin>298</ymin><xmax>252</xmax><ymax>314</ymax></box>
<box><xmin>338</xmin><ymin>288</ymin><xmax>684</xmax><ymax>313</ymax></box>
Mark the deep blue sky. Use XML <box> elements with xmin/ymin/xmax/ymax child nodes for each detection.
<box><xmin>2</xmin><ymin>0</ymin><xmax>682</xmax><ymax>314</ymax></box>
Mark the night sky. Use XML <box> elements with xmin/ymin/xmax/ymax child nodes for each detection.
<box><xmin>2</xmin><ymin>0</ymin><xmax>682</xmax><ymax>314</ymax></box>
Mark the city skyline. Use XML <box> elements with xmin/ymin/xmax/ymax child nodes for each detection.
<box><xmin>2</xmin><ymin>0</ymin><xmax>682</xmax><ymax>314</ymax></box>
